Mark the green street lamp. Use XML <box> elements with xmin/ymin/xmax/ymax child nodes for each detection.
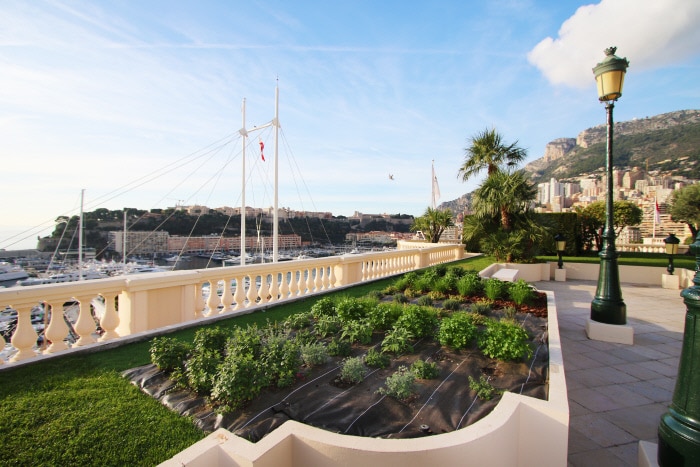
<box><xmin>658</xmin><ymin>232</ymin><xmax>700</xmax><ymax>465</ymax></box>
<box><xmin>664</xmin><ymin>233</ymin><xmax>680</xmax><ymax>275</ymax></box>
<box><xmin>590</xmin><ymin>47</ymin><xmax>629</xmax><ymax>325</ymax></box>
<box><xmin>554</xmin><ymin>233</ymin><xmax>566</xmax><ymax>269</ymax></box>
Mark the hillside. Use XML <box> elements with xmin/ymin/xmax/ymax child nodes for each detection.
<box><xmin>439</xmin><ymin>109</ymin><xmax>700</xmax><ymax>212</ymax></box>
<box><xmin>523</xmin><ymin>109</ymin><xmax>700</xmax><ymax>183</ymax></box>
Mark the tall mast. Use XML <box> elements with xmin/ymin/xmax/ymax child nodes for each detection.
<box><xmin>273</xmin><ymin>84</ymin><xmax>279</xmax><ymax>262</ymax></box>
<box><xmin>240</xmin><ymin>98</ymin><xmax>248</xmax><ymax>265</ymax></box>
<box><xmin>122</xmin><ymin>208</ymin><xmax>127</xmax><ymax>265</ymax></box>
<box><xmin>79</xmin><ymin>188</ymin><xmax>84</xmax><ymax>279</ymax></box>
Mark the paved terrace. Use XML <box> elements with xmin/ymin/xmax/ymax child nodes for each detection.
<box><xmin>533</xmin><ymin>279</ymin><xmax>686</xmax><ymax>467</ymax></box>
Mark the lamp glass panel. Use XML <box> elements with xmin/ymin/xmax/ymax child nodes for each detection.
<box><xmin>596</xmin><ymin>70</ymin><xmax>626</xmax><ymax>101</ymax></box>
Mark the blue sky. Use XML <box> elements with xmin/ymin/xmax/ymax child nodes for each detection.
<box><xmin>2</xmin><ymin>0</ymin><xmax>699</xmax><ymax>250</ymax></box>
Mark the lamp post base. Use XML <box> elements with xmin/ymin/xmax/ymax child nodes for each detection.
<box><xmin>662</xmin><ymin>274</ymin><xmax>680</xmax><ymax>290</ymax></box>
<box><xmin>554</xmin><ymin>268</ymin><xmax>567</xmax><ymax>282</ymax></box>
<box><xmin>585</xmin><ymin>318</ymin><xmax>634</xmax><ymax>345</ymax></box>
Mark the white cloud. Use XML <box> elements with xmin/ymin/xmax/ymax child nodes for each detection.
<box><xmin>528</xmin><ymin>0</ymin><xmax>700</xmax><ymax>89</ymax></box>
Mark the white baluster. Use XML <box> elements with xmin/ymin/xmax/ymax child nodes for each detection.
<box><xmin>232</xmin><ymin>275</ymin><xmax>246</xmax><ymax>310</ymax></box>
<box><xmin>73</xmin><ymin>294</ymin><xmax>97</xmax><ymax>346</ymax></box>
<box><xmin>99</xmin><ymin>293</ymin><xmax>120</xmax><ymax>341</ymax></box>
<box><xmin>246</xmin><ymin>275</ymin><xmax>258</xmax><ymax>306</ymax></box>
<box><xmin>258</xmin><ymin>274</ymin><xmax>270</xmax><ymax>304</ymax></box>
<box><xmin>205</xmin><ymin>280</ymin><xmax>221</xmax><ymax>316</ymax></box>
<box><xmin>269</xmin><ymin>273</ymin><xmax>280</xmax><ymax>302</ymax></box>
<box><xmin>44</xmin><ymin>301</ymin><xmax>69</xmax><ymax>353</ymax></box>
<box><xmin>279</xmin><ymin>271</ymin><xmax>290</xmax><ymax>300</ymax></box>
<box><xmin>220</xmin><ymin>278</ymin><xmax>234</xmax><ymax>313</ymax></box>
<box><xmin>289</xmin><ymin>270</ymin><xmax>299</xmax><ymax>297</ymax></box>
<box><xmin>304</xmin><ymin>268</ymin><xmax>313</xmax><ymax>295</ymax></box>
<box><xmin>194</xmin><ymin>283</ymin><xmax>206</xmax><ymax>318</ymax></box>
<box><xmin>314</xmin><ymin>267</ymin><xmax>322</xmax><ymax>292</ymax></box>
<box><xmin>10</xmin><ymin>304</ymin><xmax>38</xmax><ymax>362</ymax></box>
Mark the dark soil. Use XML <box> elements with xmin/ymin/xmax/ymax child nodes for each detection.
<box><xmin>124</xmin><ymin>292</ymin><xmax>549</xmax><ymax>441</ymax></box>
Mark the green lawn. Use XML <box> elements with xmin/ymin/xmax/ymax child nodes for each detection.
<box><xmin>0</xmin><ymin>253</ymin><xmax>693</xmax><ymax>466</ymax></box>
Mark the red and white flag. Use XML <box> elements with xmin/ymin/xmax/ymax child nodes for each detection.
<box><xmin>654</xmin><ymin>199</ymin><xmax>661</xmax><ymax>224</ymax></box>
<box><xmin>259</xmin><ymin>141</ymin><xmax>265</xmax><ymax>161</ymax></box>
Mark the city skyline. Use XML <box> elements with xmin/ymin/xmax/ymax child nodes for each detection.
<box><xmin>2</xmin><ymin>0</ymin><xmax>700</xmax><ymax>250</ymax></box>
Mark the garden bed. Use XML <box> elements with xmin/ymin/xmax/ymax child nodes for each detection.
<box><xmin>125</xmin><ymin>267</ymin><xmax>549</xmax><ymax>441</ymax></box>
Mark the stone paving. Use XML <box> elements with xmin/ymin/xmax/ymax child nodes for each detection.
<box><xmin>533</xmin><ymin>279</ymin><xmax>686</xmax><ymax>467</ymax></box>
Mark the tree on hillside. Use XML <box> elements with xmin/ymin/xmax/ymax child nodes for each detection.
<box><xmin>670</xmin><ymin>184</ymin><xmax>700</xmax><ymax>239</ymax></box>
<box><xmin>458</xmin><ymin>128</ymin><xmax>526</xmax><ymax>181</ymax></box>
<box><xmin>463</xmin><ymin>169</ymin><xmax>548</xmax><ymax>262</ymax></box>
<box><xmin>471</xmin><ymin>170</ymin><xmax>536</xmax><ymax>231</ymax></box>
<box><xmin>577</xmin><ymin>200</ymin><xmax>643</xmax><ymax>251</ymax></box>
<box><xmin>411</xmin><ymin>207</ymin><xmax>454</xmax><ymax>243</ymax></box>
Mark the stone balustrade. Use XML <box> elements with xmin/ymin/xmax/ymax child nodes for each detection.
<box><xmin>0</xmin><ymin>243</ymin><xmax>464</xmax><ymax>365</ymax></box>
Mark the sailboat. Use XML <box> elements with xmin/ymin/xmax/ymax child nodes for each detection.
<box><xmin>238</xmin><ymin>85</ymin><xmax>282</xmax><ymax>265</ymax></box>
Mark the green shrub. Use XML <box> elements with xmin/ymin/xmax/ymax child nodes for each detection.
<box><xmin>335</xmin><ymin>297</ymin><xmax>368</xmax><ymax>321</ymax></box>
<box><xmin>434</xmin><ymin>274</ymin><xmax>458</xmax><ymax>294</ymax></box>
<box><xmin>404</xmin><ymin>288</ymin><xmax>418</xmax><ymax>298</ymax></box>
<box><xmin>226</xmin><ymin>324</ymin><xmax>262</xmax><ymax>356</ymax></box>
<box><xmin>442</xmin><ymin>298</ymin><xmax>462</xmax><ymax>311</ymax></box>
<box><xmin>483</xmin><ymin>278</ymin><xmax>509</xmax><ymax>300</ymax></box>
<box><xmin>428</xmin><ymin>290</ymin><xmax>446</xmax><ymax>301</ymax></box>
<box><xmin>381</xmin><ymin>326</ymin><xmax>414</xmax><ymax>354</ymax></box>
<box><xmin>393</xmin><ymin>292</ymin><xmax>409</xmax><ymax>304</ymax></box>
<box><xmin>396</xmin><ymin>305</ymin><xmax>438</xmax><ymax>339</ymax></box>
<box><xmin>508</xmin><ymin>279</ymin><xmax>536</xmax><ymax>305</ymax></box>
<box><xmin>366</xmin><ymin>289</ymin><xmax>384</xmax><ymax>300</ymax></box>
<box><xmin>469</xmin><ymin>298</ymin><xmax>492</xmax><ymax>315</ymax></box>
<box><xmin>150</xmin><ymin>337</ymin><xmax>191</xmax><ymax>372</ymax></box>
<box><xmin>367</xmin><ymin>302</ymin><xmax>402</xmax><ymax>331</ymax></box>
<box><xmin>311</xmin><ymin>296</ymin><xmax>336</xmax><ymax>318</ymax></box>
<box><xmin>413</xmin><ymin>275</ymin><xmax>434</xmax><ymax>294</ymax></box>
<box><xmin>300</xmin><ymin>342</ymin><xmax>328</xmax><ymax>367</ymax></box>
<box><xmin>260</xmin><ymin>335</ymin><xmax>301</xmax><ymax>388</ymax></box>
<box><xmin>365</xmin><ymin>348</ymin><xmax>390</xmax><ymax>368</ymax></box>
<box><xmin>315</xmin><ymin>315</ymin><xmax>342</xmax><ymax>337</ymax></box>
<box><xmin>503</xmin><ymin>306</ymin><xmax>517</xmax><ymax>321</ymax></box>
<box><xmin>446</xmin><ymin>266</ymin><xmax>467</xmax><ymax>279</ymax></box>
<box><xmin>212</xmin><ymin>353</ymin><xmax>265</xmax><ymax>411</ymax></box>
<box><xmin>293</xmin><ymin>328</ymin><xmax>317</xmax><ymax>345</ymax></box>
<box><xmin>430</xmin><ymin>264</ymin><xmax>448</xmax><ymax>277</ymax></box>
<box><xmin>469</xmin><ymin>375</ymin><xmax>499</xmax><ymax>400</ymax></box>
<box><xmin>379</xmin><ymin>365</ymin><xmax>415</xmax><ymax>400</ymax></box>
<box><xmin>340</xmin><ymin>319</ymin><xmax>374</xmax><ymax>344</ymax></box>
<box><xmin>416</xmin><ymin>295</ymin><xmax>433</xmax><ymax>307</ymax></box>
<box><xmin>393</xmin><ymin>272</ymin><xmax>418</xmax><ymax>291</ymax></box>
<box><xmin>185</xmin><ymin>348</ymin><xmax>222</xmax><ymax>395</ymax></box>
<box><xmin>456</xmin><ymin>271</ymin><xmax>483</xmax><ymax>296</ymax></box>
<box><xmin>478</xmin><ymin>319</ymin><xmax>532</xmax><ymax>361</ymax></box>
<box><xmin>193</xmin><ymin>327</ymin><xmax>229</xmax><ymax>354</ymax></box>
<box><xmin>340</xmin><ymin>356</ymin><xmax>366</xmax><ymax>384</ymax></box>
<box><xmin>438</xmin><ymin>312</ymin><xmax>478</xmax><ymax>349</ymax></box>
<box><xmin>327</xmin><ymin>337</ymin><xmax>352</xmax><ymax>357</ymax></box>
<box><xmin>285</xmin><ymin>311</ymin><xmax>312</xmax><ymax>329</ymax></box>
<box><xmin>410</xmin><ymin>359</ymin><xmax>439</xmax><ymax>379</ymax></box>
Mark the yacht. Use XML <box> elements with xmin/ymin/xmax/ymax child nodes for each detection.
<box><xmin>0</xmin><ymin>262</ymin><xmax>29</xmax><ymax>282</ymax></box>
<box><xmin>18</xmin><ymin>269</ymin><xmax>108</xmax><ymax>286</ymax></box>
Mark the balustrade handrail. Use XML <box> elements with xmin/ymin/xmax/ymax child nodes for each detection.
<box><xmin>0</xmin><ymin>243</ymin><xmax>464</xmax><ymax>365</ymax></box>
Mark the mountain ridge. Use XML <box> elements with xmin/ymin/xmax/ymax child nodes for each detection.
<box><xmin>440</xmin><ymin>109</ymin><xmax>700</xmax><ymax>214</ymax></box>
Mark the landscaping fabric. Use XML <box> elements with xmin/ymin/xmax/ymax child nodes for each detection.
<box><xmin>124</xmin><ymin>312</ymin><xmax>548</xmax><ymax>441</ymax></box>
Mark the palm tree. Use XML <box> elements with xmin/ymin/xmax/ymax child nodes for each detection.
<box><xmin>472</xmin><ymin>170</ymin><xmax>536</xmax><ymax>231</ymax></box>
<box><xmin>458</xmin><ymin>128</ymin><xmax>526</xmax><ymax>182</ymax></box>
<box><xmin>411</xmin><ymin>207</ymin><xmax>454</xmax><ymax>243</ymax></box>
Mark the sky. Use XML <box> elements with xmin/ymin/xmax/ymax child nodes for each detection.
<box><xmin>1</xmin><ymin>0</ymin><xmax>699</xmax><ymax>250</ymax></box>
